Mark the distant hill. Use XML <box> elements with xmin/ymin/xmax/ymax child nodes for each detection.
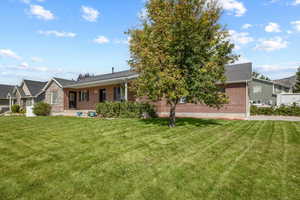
<box><xmin>274</xmin><ymin>75</ymin><xmax>296</xmax><ymax>89</ymax></box>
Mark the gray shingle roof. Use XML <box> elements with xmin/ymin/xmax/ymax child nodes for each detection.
<box><xmin>23</xmin><ymin>80</ymin><xmax>47</xmax><ymax>96</ymax></box>
<box><xmin>274</xmin><ymin>75</ymin><xmax>296</xmax><ymax>88</ymax></box>
<box><xmin>225</xmin><ymin>62</ymin><xmax>252</xmax><ymax>83</ymax></box>
<box><xmin>0</xmin><ymin>84</ymin><xmax>14</xmax><ymax>99</ymax></box>
<box><xmin>76</xmin><ymin>70</ymin><xmax>138</xmax><ymax>84</ymax></box>
<box><xmin>53</xmin><ymin>77</ymin><xmax>76</xmax><ymax>87</ymax></box>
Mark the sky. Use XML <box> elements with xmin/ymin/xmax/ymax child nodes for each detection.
<box><xmin>0</xmin><ymin>0</ymin><xmax>300</xmax><ymax>85</ymax></box>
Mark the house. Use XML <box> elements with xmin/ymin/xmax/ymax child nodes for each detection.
<box><xmin>0</xmin><ymin>84</ymin><xmax>14</xmax><ymax>113</ymax></box>
<box><xmin>7</xmin><ymin>80</ymin><xmax>47</xmax><ymax>110</ymax></box>
<box><xmin>249</xmin><ymin>78</ymin><xmax>291</xmax><ymax>106</ymax></box>
<box><xmin>274</xmin><ymin>75</ymin><xmax>296</xmax><ymax>92</ymax></box>
<box><xmin>42</xmin><ymin>63</ymin><xmax>252</xmax><ymax>119</ymax></box>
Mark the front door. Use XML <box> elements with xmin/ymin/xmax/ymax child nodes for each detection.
<box><xmin>69</xmin><ymin>91</ymin><xmax>77</xmax><ymax>109</ymax></box>
<box><xmin>99</xmin><ymin>89</ymin><xmax>107</xmax><ymax>102</ymax></box>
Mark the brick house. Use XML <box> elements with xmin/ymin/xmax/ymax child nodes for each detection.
<box><xmin>43</xmin><ymin>62</ymin><xmax>252</xmax><ymax>119</ymax></box>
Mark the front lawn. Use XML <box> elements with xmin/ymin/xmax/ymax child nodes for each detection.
<box><xmin>0</xmin><ymin>117</ymin><xmax>299</xmax><ymax>200</ymax></box>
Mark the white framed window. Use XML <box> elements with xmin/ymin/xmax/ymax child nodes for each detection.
<box><xmin>179</xmin><ymin>97</ymin><xmax>187</xmax><ymax>104</ymax></box>
<box><xmin>79</xmin><ymin>90</ymin><xmax>89</xmax><ymax>101</ymax></box>
<box><xmin>51</xmin><ymin>91</ymin><xmax>59</xmax><ymax>104</ymax></box>
<box><xmin>253</xmin><ymin>86</ymin><xmax>262</xmax><ymax>93</ymax></box>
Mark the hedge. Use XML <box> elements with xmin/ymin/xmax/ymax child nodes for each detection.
<box><xmin>11</xmin><ymin>104</ymin><xmax>20</xmax><ymax>113</ymax></box>
<box><xmin>96</xmin><ymin>102</ymin><xmax>157</xmax><ymax>118</ymax></box>
<box><xmin>251</xmin><ymin>105</ymin><xmax>300</xmax><ymax>116</ymax></box>
<box><xmin>33</xmin><ymin>102</ymin><xmax>52</xmax><ymax>116</ymax></box>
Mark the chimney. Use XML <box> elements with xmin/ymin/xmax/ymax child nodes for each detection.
<box><xmin>112</xmin><ymin>67</ymin><xmax>114</xmax><ymax>74</ymax></box>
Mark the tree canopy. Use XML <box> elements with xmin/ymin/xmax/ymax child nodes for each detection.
<box><xmin>128</xmin><ymin>0</ymin><xmax>237</xmax><ymax>127</ymax></box>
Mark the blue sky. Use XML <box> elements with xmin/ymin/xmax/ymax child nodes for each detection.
<box><xmin>0</xmin><ymin>0</ymin><xmax>300</xmax><ymax>85</ymax></box>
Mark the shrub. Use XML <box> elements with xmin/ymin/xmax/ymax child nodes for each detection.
<box><xmin>19</xmin><ymin>108</ymin><xmax>26</xmax><ymax>114</ymax></box>
<box><xmin>33</xmin><ymin>102</ymin><xmax>52</xmax><ymax>116</ymax></box>
<box><xmin>11</xmin><ymin>104</ymin><xmax>20</xmax><ymax>113</ymax></box>
<box><xmin>251</xmin><ymin>105</ymin><xmax>300</xmax><ymax>116</ymax></box>
<box><xmin>96</xmin><ymin>102</ymin><xmax>157</xmax><ymax>118</ymax></box>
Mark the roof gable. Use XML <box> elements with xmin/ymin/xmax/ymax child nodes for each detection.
<box><xmin>23</xmin><ymin>80</ymin><xmax>47</xmax><ymax>96</ymax></box>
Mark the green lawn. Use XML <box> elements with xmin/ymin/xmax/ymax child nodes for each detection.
<box><xmin>0</xmin><ymin>117</ymin><xmax>299</xmax><ymax>200</ymax></box>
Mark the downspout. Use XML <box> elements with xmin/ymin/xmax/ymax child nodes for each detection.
<box><xmin>245</xmin><ymin>80</ymin><xmax>250</xmax><ymax>119</ymax></box>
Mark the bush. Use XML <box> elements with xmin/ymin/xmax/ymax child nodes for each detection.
<box><xmin>33</xmin><ymin>102</ymin><xmax>52</xmax><ymax>116</ymax></box>
<box><xmin>11</xmin><ymin>104</ymin><xmax>20</xmax><ymax>113</ymax></box>
<box><xmin>19</xmin><ymin>108</ymin><xmax>26</xmax><ymax>114</ymax></box>
<box><xmin>96</xmin><ymin>102</ymin><xmax>157</xmax><ymax>118</ymax></box>
<box><xmin>251</xmin><ymin>105</ymin><xmax>300</xmax><ymax>116</ymax></box>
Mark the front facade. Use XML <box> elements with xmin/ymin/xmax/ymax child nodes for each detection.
<box><xmin>7</xmin><ymin>80</ymin><xmax>47</xmax><ymax>110</ymax></box>
<box><xmin>41</xmin><ymin>63</ymin><xmax>252</xmax><ymax>119</ymax></box>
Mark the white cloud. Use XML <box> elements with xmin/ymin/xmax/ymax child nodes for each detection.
<box><xmin>292</xmin><ymin>0</ymin><xmax>300</xmax><ymax>5</ymax></box>
<box><xmin>31</xmin><ymin>57</ymin><xmax>43</xmax><ymax>62</ymax></box>
<box><xmin>38</xmin><ymin>30</ymin><xmax>76</xmax><ymax>38</ymax></box>
<box><xmin>0</xmin><ymin>49</ymin><xmax>21</xmax><ymax>60</ymax></box>
<box><xmin>29</xmin><ymin>5</ymin><xmax>54</xmax><ymax>20</ymax></box>
<box><xmin>291</xmin><ymin>21</ymin><xmax>300</xmax><ymax>32</ymax></box>
<box><xmin>257</xmin><ymin>64</ymin><xmax>299</xmax><ymax>72</ymax></box>
<box><xmin>114</xmin><ymin>37</ymin><xmax>131</xmax><ymax>45</ymax></box>
<box><xmin>219</xmin><ymin>0</ymin><xmax>247</xmax><ymax>17</ymax></box>
<box><xmin>228</xmin><ymin>30</ymin><xmax>254</xmax><ymax>50</ymax></box>
<box><xmin>242</xmin><ymin>24</ymin><xmax>252</xmax><ymax>29</ymax></box>
<box><xmin>94</xmin><ymin>36</ymin><xmax>109</xmax><ymax>44</ymax></box>
<box><xmin>265</xmin><ymin>22</ymin><xmax>281</xmax><ymax>32</ymax></box>
<box><xmin>234</xmin><ymin>55</ymin><xmax>250</xmax><ymax>64</ymax></box>
<box><xmin>19</xmin><ymin>62</ymin><xmax>29</xmax><ymax>69</ymax></box>
<box><xmin>255</xmin><ymin>37</ymin><xmax>288</xmax><ymax>51</ymax></box>
<box><xmin>81</xmin><ymin>6</ymin><xmax>99</xmax><ymax>22</ymax></box>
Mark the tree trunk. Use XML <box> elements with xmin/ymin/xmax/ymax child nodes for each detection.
<box><xmin>169</xmin><ymin>103</ymin><xmax>177</xmax><ymax>128</ymax></box>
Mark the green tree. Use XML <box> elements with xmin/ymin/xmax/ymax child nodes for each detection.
<box><xmin>294</xmin><ymin>67</ymin><xmax>300</xmax><ymax>93</ymax></box>
<box><xmin>128</xmin><ymin>0</ymin><xmax>237</xmax><ymax>127</ymax></box>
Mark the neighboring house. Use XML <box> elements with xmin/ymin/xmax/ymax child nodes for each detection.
<box><xmin>249</xmin><ymin>78</ymin><xmax>291</xmax><ymax>106</ymax></box>
<box><xmin>7</xmin><ymin>80</ymin><xmax>47</xmax><ymax>109</ymax></box>
<box><xmin>274</xmin><ymin>75</ymin><xmax>296</xmax><ymax>91</ymax></box>
<box><xmin>44</xmin><ymin>63</ymin><xmax>252</xmax><ymax>119</ymax></box>
<box><xmin>0</xmin><ymin>84</ymin><xmax>14</xmax><ymax>113</ymax></box>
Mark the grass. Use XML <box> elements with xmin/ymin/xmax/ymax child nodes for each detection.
<box><xmin>0</xmin><ymin>116</ymin><xmax>299</xmax><ymax>200</ymax></box>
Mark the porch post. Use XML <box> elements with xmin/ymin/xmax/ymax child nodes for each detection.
<box><xmin>9</xmin><ymin>96</ymin><xmax>12</xmax><ymax>111</ymax></box>
<box><xmin>124</xmin><ymin>80</ymin><xmax>128</xmax><ymax>101</ymax></box>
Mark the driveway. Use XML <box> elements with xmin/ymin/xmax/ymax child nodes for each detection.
<box><xmin>248</xmin><ymin>115</ymin><xmax>300</xmax><ymax>122</ymax></box>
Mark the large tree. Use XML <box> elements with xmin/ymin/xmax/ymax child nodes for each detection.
<box><xmin>128</xmin><ymin>0</ymin><xmax>237</xmax><ymax>127</ymax></box>
<box><xmin>294</xmin><ymin>67</ymin><xmax>300</xmax><ymax>93</ymax></box>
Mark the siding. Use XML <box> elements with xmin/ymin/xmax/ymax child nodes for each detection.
<box><xmin>249</xmin><ymin>79</ymin><xmax>276</xmax><ymax>105</ymax></box>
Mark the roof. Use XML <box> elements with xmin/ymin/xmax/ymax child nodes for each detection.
<box><xmin>53</xmin><ymin>77</ymin><xmax>76</xmax><ymax>87</ymax></box>
<box><xmin>274</xmin><ymin>75</ymin><xmax>296</xmax><ymax>88</ymax></box>
<box><xmin>76</xmin><ymin>70</ymin><xmax>138</xmax><ymax>84</ymax></box>
<box><xmin>225</xmin><ymin>62</ymin><xmax>252</xmax><ymax>83</ymax></box>
<box><xmin>0</xmin><ymin>84</ymin><xmax>14</xmax><ymax>99</ymax></box>
<box><xmin>23</xmin><ymin>80</ymin><xmax>47</xmax><ymax>96</ymax></box>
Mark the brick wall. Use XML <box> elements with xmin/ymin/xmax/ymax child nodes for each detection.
<box><xmin>154</xmin><ymin>82</ymin><xmax>248</xmax><ymax>117</ymax></box>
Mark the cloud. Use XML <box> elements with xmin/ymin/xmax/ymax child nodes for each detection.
<box><xmin>94</xmin><ymin>36</ymin><xmax>109</xmax><ymax>44</ymax></box>
<box><xmin>242</xmin><ymin>24</ymin><xmax>252</xmax><ymax>29</ymax></box>
<box><xmin>0</xmin><ymin>49</ymin><xmax>21</xmax><ymax>60</ymax></box>
<box><xmin>81</xmin><ymin>6</ymin><xmax>99</xmax><ymax>22</ymax></box>
<box><xmin>219</xmin><ymin>0</ymin><xmax>247</xmax><ymax>17</ymax></box>
<box><xmin>38</xmin><ymin>30</ymin><xmax>76</xmax><ymax>38</ymax></box>
<box><xmin>29</xmin><ymin>5</ymin><xmax>54</xmax><ymax>20</ymax></box>
<box><xmin>114</xmin><ymin>37</ymin><xmax>131</xmax><ymax>45</ymax></box>
<box><xmin>31</xmin><ymin>57</ymin><xmax>43</xmax><ymax>62</ymax></box>
<box><xmin>255</xmin><ymin>37</ymin><xmax>288</xmax><ymax>51</ymax></box>
<box><xmin>291</xmin><ymin>21</ymin><xmax>300</xmax><ymax>32</ymax></box>
<box><xmin>257</xmin><ymin>64</ymin><xmax>299</xmax><ymax>72</ymax></box>
<box><xmin>292</xmin><ymin>0</ymin><xmax>300</xmax><ymax>5</ymax></box>
<box><xmin>265</xmin><ymin>22</ymin><xmax>281</xmax><ymax>32</ymax></box>
<box><xmin>228</xmin><ymin>30</ymin><xmax>254</xmax><ymax>50</ymax></box>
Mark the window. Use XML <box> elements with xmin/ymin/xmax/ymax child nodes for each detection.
<box><xmin>253</xmin><ymin>86</ymin><xmax>262</xmax><ymax>93</ymax></box>
<box><xmin>99</xmin><ymin>89</ymin><xmax>106</xmax><ymax>102</ymax></box>
<box><xmin>114</xmin><ymin>87</ymin><xmax>121</xmax><ymax>101</ymax></box>
<box><xmin>179</xmin><ymin>97</ymin><xmax>187</xmax><ymax>104</ymax></box>
<box><xmin>51</xmin><ymin>91</ymin><xmax>59</xmax><ymax>104</ymax></box>
<box><xmin>79</xmin><ymin>90</ymin><xmax>89</xmax><ymax>101</ymax></box>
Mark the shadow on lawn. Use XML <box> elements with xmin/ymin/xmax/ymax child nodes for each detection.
<box><xmin>140</xmin><ymin>117</ymin><xmax>222</xmax><ymax>127</ymax></box>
